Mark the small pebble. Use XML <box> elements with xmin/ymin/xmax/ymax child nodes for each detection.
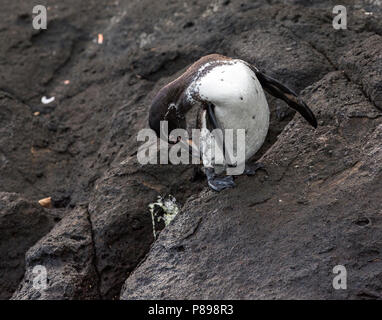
<box><xmin>98</xmin><ymin>33</ymin><xmax>104</xmax><ymax>44</ymax></box>
<box><xmin>38</xmin><ymin>197</ymin><xmax>52</xmax><ymax>208</ymax></box>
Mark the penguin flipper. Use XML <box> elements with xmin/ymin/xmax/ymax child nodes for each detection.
<box><xmin>251</xmin><ymin>67</ymin><xmax>317</xmax><ymax>128</ymax></box>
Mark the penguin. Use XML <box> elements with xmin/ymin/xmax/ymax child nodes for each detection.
<box><xmin>149</xmin><ymin>54</ymin><xmax>317</xmax><ymax>191</ymax></box>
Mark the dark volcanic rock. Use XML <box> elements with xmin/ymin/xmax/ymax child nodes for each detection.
<box><xmin>11</xmin><ymin>207</ymin><xmax>99</xmax><ymax>300</ymax></box>
<box><xmin>87</xmin><ymin>158</ymin><xmax>204</xmax><ymax>299</ymax></box>
<box><xmin>1</xmin><ymin>0</ymin><xmax>382</xmax><ymax>300</ymax></box>
<box><xmin>121</xmin><ymin>72</ymin><xmax>382</xmax><ymax>300</ymax></box>
<box><xmin>0</xmin><ymin>192</ymin><xmax>54</xmax><ymax>299</ymax></box>
<box><xmin>339</xmin><ymin>35</ymin><xmax>382</xmax><ymax>111</ymax></box>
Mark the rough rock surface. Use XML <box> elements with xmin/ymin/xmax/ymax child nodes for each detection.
<box><xmin>11</xmin><ymin>207</ymin><xmax>99</xmax><ymax>300</ymax></box>
<box><xmin>0</xmin><ymin>193</ymin><xmax>55</xmax><ymax>299</ymax></box>
<box><xmin>0</xmin><ymin>0</ymin><xmax>381</xmax><ymax>299</ymax></box>
<box><xmin>121</xmin><ymin>72</ymin><xmax>382</xmax><ymax>299</ymax></box>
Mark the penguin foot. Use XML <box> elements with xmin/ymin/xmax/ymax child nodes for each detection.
<box><xmin>205</xmin><ymin>168</ymin><xmax>235</xmax><ymax>192</ymax></box>
<box><xmin>244</xmin><ymin>162</ymin><xmax>267</xmax><ymax>176</ymax></box>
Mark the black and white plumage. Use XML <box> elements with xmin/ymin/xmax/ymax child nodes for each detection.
<box><xmin>149</xmin><ymin>54</ymin><xmax>317</xmax><ymax>191</ymax></box>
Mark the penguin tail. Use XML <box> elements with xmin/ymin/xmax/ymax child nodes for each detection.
<box><xmin>253</xmin><ymin>69</ymin><xmax>317</xmax><ymax>128</ymax></box>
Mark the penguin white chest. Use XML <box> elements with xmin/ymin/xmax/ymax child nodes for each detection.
<box><xmin>193</xmin><ymin>60</ymin><xmax>270</xmax><ymax>161</ymax></box>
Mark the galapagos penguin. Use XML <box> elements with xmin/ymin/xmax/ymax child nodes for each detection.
<box><xmin>149</xmin><ymin>54</ymin><xmax>317</xmax><ymax>191</ymax></box>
